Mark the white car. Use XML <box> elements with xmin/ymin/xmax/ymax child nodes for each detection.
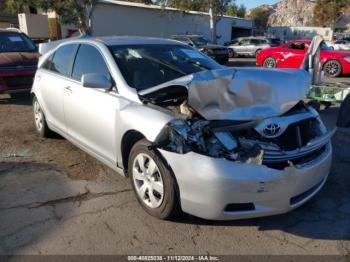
<box><xmin>329</xmin><ymin>40</ymin><xmax>350</xmax><ymax>51</ymax></box>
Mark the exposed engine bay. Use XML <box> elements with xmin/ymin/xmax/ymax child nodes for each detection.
<box><xmin>139</xmin><ymin>68</ymin><xmax>335</xmax><ymax>170</ymax></box>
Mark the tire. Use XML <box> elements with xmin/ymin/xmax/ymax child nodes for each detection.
<box><xmin>255</xmin><ymin>49</ymin><xmax>261</xmax><ymax>57</ymax></box>
<box><xmin>32</xmin><ymin>96</ymin><xmax>52</xmax><ymax>138</ymax></box>
<box><xmin>263</xmin><ymin>57</ymin><xmax>276</xmax><ymax>68</ymax></box>
<box><xmin>228</xmin><ymin>48</ymin><xmax>234</xmax><ymax>58</ymax></box>
<box><xmin>128</xmin><ymin>139</ymin><xmax>181</xmax><ymax>220</ymax></box>
<box><xmin>323</xmin><ymin>60</ymin><xmax>342</xmax><ymax>77</ymax></box>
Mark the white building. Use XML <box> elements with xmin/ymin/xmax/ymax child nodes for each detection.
<box><xmin>90</xmin><ymin>0</ymin><xmax>253</xmax><ymax>45</ymax></box>
<box><xmin>267</xmin><ymin>26</ymin><xmax>334</xmax><ymax>41</ymax></box>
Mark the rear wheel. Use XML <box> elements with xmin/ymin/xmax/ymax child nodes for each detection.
<box><xmin>323</xmin><ymin>60</ymin><xmax>342</xmax><ymax>77</ymax></box>
<box><xmin>32</xmin><ymin>96</ymin><xmax>52</xmax><ymax>138</ymax></box>
<box><xmin>263</xmin><ymin>57</ymin><xmax>276</xmax><ymax>68</ymax></box>
<box><xmin>255</xmin><ymin>49</ymin><xmax>261</xmax><ymax>57</ymax></box>
<box><xmin>129</xmin><ymin>139</ymin><xmax>181</xmax><ymax>220</ymax></box>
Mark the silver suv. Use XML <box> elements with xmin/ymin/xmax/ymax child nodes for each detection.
<box><xmin>228</xmin><ymin>37</ymin><xmax>271</xmax><ymax>57</ymax></box>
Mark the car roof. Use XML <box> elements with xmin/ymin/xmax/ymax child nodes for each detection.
<box><xmin>68</xmin><ymin>35</ymin><xmax>185</xmax><ymax>46</ymax></box>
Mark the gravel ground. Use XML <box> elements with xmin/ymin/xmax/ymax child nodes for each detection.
<box><xmin>0</xmin><ymin>59</ymin><xmax>349</xmax><ymax>256</ymax></box>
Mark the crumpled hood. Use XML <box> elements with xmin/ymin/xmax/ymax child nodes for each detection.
<box><xmin>140</xmin><ymin>67</ymin><xmax>311</xmax><ymax>121</ymax></box>
<box><xmin>0</xmin><ymin>52</ymin><xmax>38</xmax><ymax>67</ymax></box>
<box><xmin>188</xmin><ymin>68</ymin><xmax>311</xmax><ymax>121</ymax></box>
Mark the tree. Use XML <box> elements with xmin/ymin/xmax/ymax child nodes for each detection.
<box><xmin>236</xmin><ymin>4</ymin><xmax>246</xmax><ymax>18</ymax></box>
<box><xmin>164</xmin><ymin>0</ymin><xmax>233</xmax><ymax>43</ymax></box>
<box><xmin>314</xmin><ymin>0</ymin><xmax>349</xmax><ymax>29</ymax></box>
<box><xmin>5</xmin><ymin>0</ymin><xmax>153</xmax><ymax>34</ymax></box>
<box><xmin>249</xmin><ymin>6</ymin><xmax>270</xmax><ymax>30</ymax></box>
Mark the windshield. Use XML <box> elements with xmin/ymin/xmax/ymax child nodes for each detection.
<box><xmin>0</xmin><ymin>32</ymin><xmax>36</xmax><ymax>53</ymax></box>
<box><xmin>320</xmin><ymin>42</ymin><xmax>333</xmax><ymax>51</ymax></box>
<box><xmin>191</xmin><ymin>37</ymin><xmax>211</xmax><ymax>46</ymax></box>
<box><xmin>110</xmin><ymin>44</ymin><xmax>221</xmax><ymax>91</ymax></box>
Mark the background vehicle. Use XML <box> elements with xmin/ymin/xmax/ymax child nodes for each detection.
<box><xmin>32</xmin><ymin>36</ymin><xmax>332</xmax><ymax>221</ymax></box>
<box><xmin>266</xmin><ymin>37</ymin><xmax>284</xmax><ymax>47</ymax></box>
<box><xmin>171</xmin><ymin>35</ymin><xmax>229</xmax><ymax>64</ymax></box>
<box><xmin>257</xmin><ymin>40</ymin><xmax>350</xmax><ymax>77</ymax></box>
<box><xmin>0</xmin><ymin>29</ymin><xmax>38</xmax><ymax>98</ymax></box>
<box><xmin>228</xmin><ymin>37</ymin><xmax>271</xmax><ymax>57</ymax></box>
<box><xmin>329</xmin><ymin>40</ymin><xmax>350</xmax><ymax>51</ymax></box>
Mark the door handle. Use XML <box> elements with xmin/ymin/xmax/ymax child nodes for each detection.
<box><xmin>64</xmin><ymin>86</ymin><xmax>73</xmax><ymax>94</ymax></box>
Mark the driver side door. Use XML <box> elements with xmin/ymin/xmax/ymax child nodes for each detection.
<box><xmin>63</xmin><ymin>43</ymin><xmax>120</xmax><ymax>164</ymax></box>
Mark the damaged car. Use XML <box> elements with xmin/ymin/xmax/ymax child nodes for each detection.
<box><xmin>32</xmin><ymin>36</ymin><xmax>334</xmax><ymax>220</ymax></box>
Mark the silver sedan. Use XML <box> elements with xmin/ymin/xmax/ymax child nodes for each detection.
<box><xmin>32</xmin><ymin>36</ymin><xmax>333</xmax><ymax>220</ymax></box>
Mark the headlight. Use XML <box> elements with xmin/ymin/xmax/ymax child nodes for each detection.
<box><xmin>344</xmin><ymin>56</ymin><xmax>350</xmax><ymax>63</ymax></box>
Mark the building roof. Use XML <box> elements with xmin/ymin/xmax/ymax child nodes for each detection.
<box><xmin>99</xmin><ymin>0</ymin><xmax>249</xmax><ymax>20</ymax></box>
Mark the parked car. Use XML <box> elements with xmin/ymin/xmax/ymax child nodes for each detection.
<box><xmin>257</xmin><ymin>40</ymin><xmax>350</xmax><ymax>77</ymax></box>
<box><xmin>0</xmin><ymin>29</ymin><xmax>38</xmax><ymax>97</ymax></box>
<box><xmin>228</xmin><ymin>37</ymin><xmax>271</xmax><ymax>57</ymax></box>
<box><xmin>266</xmin><ymin>37</ymin><xmax>284</xmax><ymax>47</ymax></box>
<box><xmin>329</xmin><ymin>40</ymin><xmax>350</xmax><ymax>51</ymax></box>
<box><xmin>32</xmin><ymin>36</ymin><xmax>333</xmax><ymax>220</ymax></box>
<box><xmin>171</xmin><ymin>35</ymin><xmax>229</xmax><ymax>64</ymax></box>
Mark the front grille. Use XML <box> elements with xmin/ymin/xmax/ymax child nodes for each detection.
<box><xmin>3</xmin><ymin>75</ymin><xmax>35</xmax><ymax>88</ymax></box>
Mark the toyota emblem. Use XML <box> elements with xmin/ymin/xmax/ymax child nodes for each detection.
<box><xmin>263</xmin><ymin>123</ymin><xmax>281</xmax><ymax>137</ymax></box>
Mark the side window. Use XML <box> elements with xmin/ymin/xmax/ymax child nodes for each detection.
<box><xmin>72</xmin><ymin>44</ymin><xmax>111</xmax><ymax>82</ymax></box>
<box><xmin>41</xmin><ymin>53</ymin><xmax>54</xmax><ymax>70</ymax></box>
<box><xmin>250</xmin><ymin>39</ymin><xmax>260</xmax><ymax>45</ymax></box>
<box><xmin>240</xmin><ymin>39</ymin><xmax>250</xmax><ymax>45</ymax></box>
<box><xmin>285</xmin><ymin>42</ymin><xmax>305</xmax><ymax>50</ymax></box>
<box><xmin>50</xmin><ymin>44</ymin><xmax>77</xmax><ymax>76</ymax></box>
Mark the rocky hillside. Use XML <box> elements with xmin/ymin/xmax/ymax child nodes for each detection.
<box><xmin>267</xmin><ymin>0</ymin><xmax>316</xmax><ymax>27</ymax></box>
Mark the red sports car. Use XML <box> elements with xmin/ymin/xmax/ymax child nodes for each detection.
<box><xmin>0</xmin><ymin>29</ymin><xmax>38</xmax><ymax>97</ymax></box>
<box><xmin>256</xmin><ymin>40</ymin><xmax>350</xmax><ymax>77</ymax></box>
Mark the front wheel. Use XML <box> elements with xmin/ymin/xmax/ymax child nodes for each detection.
<box><xmin>323</xmin><ymin>60</ymin><xmax>342</xmax><ymax>77</ymax></box>
<box><xmin>129</xmin><ymin>139</ymin><xmax>181</xmax><ymax>220</ymax></box>
<box><xmin>263</xmin><ymin>57</ymin><xmax>276</xmax><ymax>68</ymax></box>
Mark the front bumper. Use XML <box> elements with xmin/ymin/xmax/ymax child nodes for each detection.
<box><xmin>0</xmin><ymin>70</ymin><xmax>36</xmax><ymax>94</ymax></box>
<box><xmin>160</xmin><ymin>142</ymin><xmax>332</xmax><ymax>220</ymax></box>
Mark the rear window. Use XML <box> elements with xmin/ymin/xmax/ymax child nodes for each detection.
<box><xmin>0</xmin><ymin>32</ymin><xmax>36</xmax><ymax>52</ymax></box>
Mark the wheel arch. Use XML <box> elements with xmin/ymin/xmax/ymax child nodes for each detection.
<box><xmin>120</xmin><ymin>130</ymin><xmax>146</xmax><ymax>176</ymax></box>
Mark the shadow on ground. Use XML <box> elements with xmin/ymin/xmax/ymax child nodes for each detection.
<box><xmin>0</xmin><ymin>94</ymin><xmax>32</xmax><ymax>106</ymax></box>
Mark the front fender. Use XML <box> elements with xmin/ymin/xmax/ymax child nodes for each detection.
<box><xmin>115</xmin><ymin>101</ymin><xmax>176</xmax><ymax>167</ymax></box>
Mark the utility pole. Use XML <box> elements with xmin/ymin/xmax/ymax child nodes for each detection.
<box><xmin>209</xmin><ymin>1</ymin><xmax>217</xmax><ymax>44</ymax></box>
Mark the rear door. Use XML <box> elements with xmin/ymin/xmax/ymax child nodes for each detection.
<box><xmin>63</xmin><ymin>43</ymin><xmax>120</xmax><ymax>163</ymax></box>
<box><xmin>36</xmin><ymin>44</ymin><xmax>78</xmax><ymax>133</ymax></box>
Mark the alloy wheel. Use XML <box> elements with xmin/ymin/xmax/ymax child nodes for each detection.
<box><xmin>34</xmin><ymin>100</ymin><xmax>44</xmax><ymax>132</ymax></box>
<box><xmin>132</xmin><ymin>153</ymin><xmax>164</xmax><ymax>208</ymax></box>
<box><xmin>324</xmin><ymin>61</ymin><xmax>340</xmax><ymax>77</ymax></box>
<box><xmin>263</xmin><ymin>57</ymin><xmax>276</xmax><ymax>68</ymax></box>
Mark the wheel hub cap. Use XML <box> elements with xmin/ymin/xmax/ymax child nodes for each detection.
<box><xmin>132</xmin><ymin>153</ymin><xmax>164</xmax><ymax>208</ymax></box>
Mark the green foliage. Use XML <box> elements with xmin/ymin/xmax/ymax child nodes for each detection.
<box><xmin>314</xmin><ymin>0</ymin><xmax>349</xmax><ymax>28</ymax></box>
<box><xmin>225</xmin><ymin>3</ymin><xmax>246</xmax><ymax>17</ymax></box>
<box><xmin>249</xmin><ymin>6</ymin><xmax>270</xmax><ymax>29</ymax></box>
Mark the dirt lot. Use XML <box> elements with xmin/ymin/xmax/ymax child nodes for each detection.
<box><xmin>0</xmin><ymin>59</ymin><xmax>350</xmax><ymax>255</ymax></box>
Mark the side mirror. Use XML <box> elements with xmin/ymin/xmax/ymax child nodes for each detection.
<box><xmin>82</xmin><ymin>73</ymin><xmax>112</xmax><ymax>89</ymax></box>
<box><xmin>188</xmin><ymin>43</ymin><xmax>194</xmax><ymax>47</ymax></box>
